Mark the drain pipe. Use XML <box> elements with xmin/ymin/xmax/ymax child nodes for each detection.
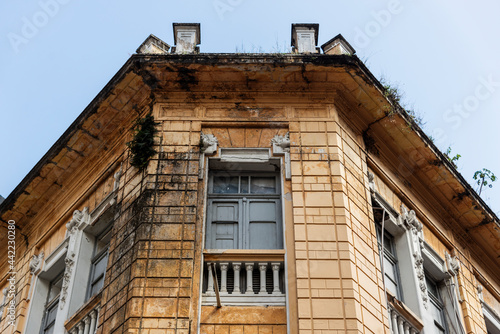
<box><xmin>211</xmin><ymin>263</ymin><xmax>222</xmax><ymax>308</ymax></box>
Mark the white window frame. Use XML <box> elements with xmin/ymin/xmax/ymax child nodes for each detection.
<box><xmin>24</xmin><ymin>239</ymin><xmax>68</xmax><ymax>334</ymax></box>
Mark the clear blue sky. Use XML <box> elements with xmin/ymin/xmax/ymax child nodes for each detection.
<box><xmin>1</xmin><ymin>0</ymin><xmax>499</xmax><ymax>215</ymax></box>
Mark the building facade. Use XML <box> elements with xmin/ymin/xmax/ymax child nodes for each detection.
<box><xmin>0</xmin><ymin>23</ymin><xmax>499</xmax><ymax>334</ymax></box>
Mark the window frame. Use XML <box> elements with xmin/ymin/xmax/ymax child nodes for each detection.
<box><xmin>206</xmin><ymin>170</ymin><xmax>283</xmax><ymax>250</ymax></box>
<box><xmin>376</xmin><ymin>225</ymin><xmax>404</xmax><ymax>301</ymax></box>
<box><xmin>85</xmin><ymin>226</ymin><xmax>111</xmax><ymax>301</ymax></box>
<box><xmin>425</xmin><ymin>272</ymin><xmax>449</xmax><ymax>334</ymax></box>
<box><xmin>40</xmin><ymin>272</ymin><xmax>63</xmax><ymax>334</ymax></box>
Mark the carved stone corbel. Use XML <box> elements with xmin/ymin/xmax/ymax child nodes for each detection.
<box><xmin>445</xmin><ymin>252</ymin><xmax>460</xmax><ymax>277</ymax></box>
<box><xmin>29</xmin><ymin>252</ymin><xmax>44</xmax><ymax>275</ymax></box>
<box><xmin>367</xmin><ymin>171</ymin><xmax>375</xmax><ymax>193</ymax></box>
<box><xmin>271</xmin><ymin>133</ymin><xmax>291</xmax><ymax>180</ymax></box>
<box><xmin>66</xmin><ymin>207</ymin><xmax>90</xmax><ymax>233</ymax></box>
<box><xmin>113</xmin><ymin>163</ymin><xmax>123</xmax><ymax>191</ymax></box>
<box><xmin>477</xmin><ymin>284</ymin><xmax>484</xmax><ymax>302</ymax></box>
<box><xmin>199</xmin><ymin>132</ymin><xmax>218</xmax><ymax>179</ymax></box>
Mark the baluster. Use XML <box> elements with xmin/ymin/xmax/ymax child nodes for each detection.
<box><xmin>397</xmin><ymin>316</ymin><xmax>404</xmax><ymax>334</ymax></box>
<box><xmin>391</xmin><ymin>310</ymin><xmax>399</xmax><ymax>334</ymax></box>
<box><xmin>206</xmin><ymin>262</ymin><xmax>215</xmax><ymax>295</ymax></box>
<box><xmin>232</xmin><ymin>263</ymin><xmax>241</xmax><ymax>294</ymax></box>
<box><xmin>220</xmin><ymin>263</ymin><xmax>228</xmax><ymax>293</ymax></box>
<box><xmin>83</xmin><ymin>316</ymin><xmax>90</xmax><ymax>334</ymax></box>
<box><xmin>89</xmin><ymin>308</ymin><xmax>97</xmax><ymax>334</ymax></box>
<box><xmin>77</xmin><ymin>322</ymin><xmax>84</xmax><ymax>334</ymax></box>
<box><xmin>69</xmin><ymin>328</ymin><xmax>77</xmax><ymax>334</ymax></box>
<box><xmin>271</xmin><ymin>263</ymin><xmax>281</xmax><ymax>294</ymax></box>
<box><xmin>403</xmin><ymin>322</ymin><xmax>410</xmax><ymax>334</ymax></box>
<box><xmin>258</xmin><ymin>263</ymin><xmax>267</xmax><ymax>294</ymax></box>
<box><xmin>94</xmin><ymin>306</ymin><xmax>101</xmax><ymax>334</ymax></box>
<box><xmin>245</xmin><ymin>263</ymin><xmax>254</xmax><ymax>294</ymax></box>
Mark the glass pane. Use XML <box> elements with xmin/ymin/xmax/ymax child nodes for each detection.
<box><xmin>213</xmin><ymin>176</ymin><xmax>239</xmax><ymax>193</ymax></box>
<box><xmin>250</xmin><ymin>177</ymin><xmax>276</xmax><ymax>194</ymax></box>
<box><xmin>383</xmin><ymin>235</ymin><xmax>393</xmax><ymax>254</ymax></box>
<box><xmin>240</xmin><ymin>176</ymin><xmax>249</xmax><ymax>193</ymax></box>
<box><xmin>426</xmin><ymin>276</ymin><xmax>439</xmax><ymax>298</ymax></box>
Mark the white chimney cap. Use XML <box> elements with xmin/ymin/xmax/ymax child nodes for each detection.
<box><xmin>291</xmin><ymin>23</ymin><xmax>319</xmax><ymax>54</ymax></box>
<box><xmin>173</xmin><ymin>23</ymin><xmax>201</xmax><ymax>54</ymax></box>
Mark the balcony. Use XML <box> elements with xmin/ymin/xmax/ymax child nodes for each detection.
<box><xmin>202</xmin><ymin>250</ymin><xmax>286</xmax><ymax>306</ymax></box>
<box><xmin>65</xmin><ymin>292</ymin><xmax>101</xmax><ymax>334</ymax></box>
<box><xmin>387</xmin><ymin>294</ymin><xmax>423</xmax><ymax>334</ymax></box>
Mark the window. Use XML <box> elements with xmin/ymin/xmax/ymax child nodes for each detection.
<box><xmin>206</xmin><ymin>171</ymin><xmax>282</xmax><ymax>250</ymax></box>
<box><xmin>40</xmin><ymin>273</ymin><xmax>63</xmax><ymax>334</ymax></box>
<box><xmin>376</xmin><ymin>226</ymin><xmax>402</xmax><ymax>300</ymax></box>
<box><xmin>426</xmin><ymin>274</ymin><xmax>448</xmax><ymax>334</ymax></box>
<box><xmin>86</xmin><ymin>227</ymin><xmax>111</xmax><ymax>300</ymax></box>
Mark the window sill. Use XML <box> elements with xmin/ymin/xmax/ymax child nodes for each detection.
<box><xmin>64</xmin><ymin>291</ymin><xmax>102</xmax><ymax>331</ymax></box>
<box><xmin>203</xmin><ymin>249</ymin><xmax>285</xmax><ymax>262</ymax></box>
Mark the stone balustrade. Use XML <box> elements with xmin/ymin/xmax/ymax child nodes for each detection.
<box><xmin>387</xmin><ymin>300</ymin><xmax>423</xmax><ymax>334</ymax></box>
<box><xmin>67</xmin><ymin>304</ymin><xmax>100</xmax><ymax>334</ymax></box>
<box><xmin>203</xmin><ymin>261</ymin><xmax>285</xmax><ymax>306</ymax></box>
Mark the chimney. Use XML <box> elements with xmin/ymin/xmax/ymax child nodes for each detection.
<box><xmin>291</xmin><ymin>23</ymin><xmax>319</xmax><ymax>54</ymax></box>
<box><xmin>172</xmin><ymin>23</ymin><xmax>201</xmax><ymax>54</ymax></box>
<box><xmin>136</xmin><ymin>34</ymin><xmax>170</xmax><ymax>54</ymax></box>
<box><xmin>321</xmin><ymin>34</ymin><xmax>356</xmax><ymax>55</ymax></box>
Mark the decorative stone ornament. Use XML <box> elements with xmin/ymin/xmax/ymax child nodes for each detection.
<box><xmin>60</xmin><ymin>207</ymin><xmax>89</xmax><ymax>309</ymax></box>
<box><xmin>29</xmin><ymin>252</ymin><xmax>44</xmax><ymax>275</ymax></box>
<box><xmin>445</xmin><ymin>252</ymin><xmax>460</xmax><ymax>277</ymax></box>
<box><xmin>401</xmin><ymin>205</ymin><xmax>428</xmax><ymax>309</ymax></box>
<box><xmin>60</xmin><ymin>256</ymin><xmax>75</xmax><ymax>309</ymax></box>
<box><xmin>200</xmin><ymin>133</ymin><xmax>218</xmax><ymax>155</ymax></box>
<box><xmin>367</xmin><ymin>171</ymin><xmax>375</xmax><ymax>193</ymax></box>
<box><xmin>66</xmin><ymin>207</ymin><xmax>90</xmax><ymax>233</ymax></box>
<box><xmin>113</xmin><ymin>164</ymin><xmax>123</xmax><ymax>191</ymax></box>
<box><xmin>477</xmin><ymin>284</ymin><xmax>484</xmax><ymax>302</ymax></box>
<box><xmin>271</xmin><ymin>133</ymin><xmax>291</xmax><ymax>179</ymax></box>
<box><xmin>199</xmin><ymin>133</ymin><xmax>218</xmax><ymax>179</ymax></box>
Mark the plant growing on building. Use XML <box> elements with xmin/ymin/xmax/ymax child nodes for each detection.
<box><xmin>380</xmin><ymin>79</ymin><xmax>424</xmax><ymax>130</ymax></box>
<box><xmin>473</xmin><ymin>168</ymin><xmax>497</xmax><ymax>196</ymax></box>
<box><xmin>444</xmin><ymin>147</ymin><xmax>461</xmax><ymax>168</ymax></box>
<box><xmin>127</xmin><ymin>113</ymin><xmax>159</xmax><ymax>171</ymax></box>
